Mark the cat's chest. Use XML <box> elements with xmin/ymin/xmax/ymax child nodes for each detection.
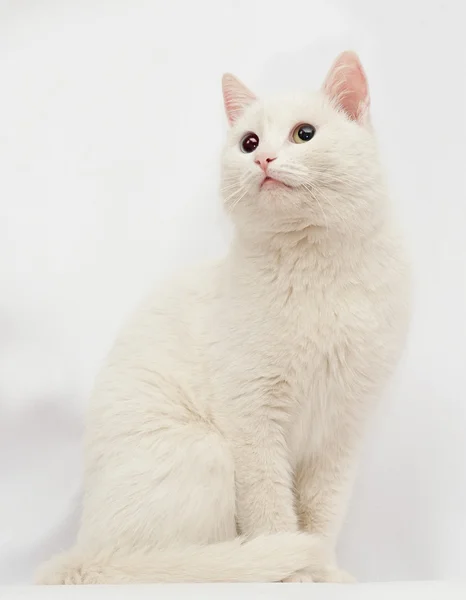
<box><xmin>276</xmin><ymin>286</ymin><xmax>371</xmax><ymax>454</ymax></box>
<box><xmin>220</xmin><ymin>245</ymin><xmax>405</xmax><ymax>405</ymax></box>
<box><xmin>276</xmin><ymin>271</ymin><xmax>404</xmax><ymax>459</ymax></box>
<box><xmin>274</xmin><ymin>273</ymin><xmax>393</xmax><ymax>408</ymax></box>
<box><xmin>274</xmin><ymin>278</ymin><xmax>379</xmax><ymax>363</ymax></box>
<box><xmin>218</xmin><ymin>236</ymin><xmax>408</xmax><ymax>456</ymax></box>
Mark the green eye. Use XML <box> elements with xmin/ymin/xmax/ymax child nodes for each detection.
<box><xmin>292</xmin><ymin>123</ymin><xmax>316</xmax><ymax>143</ymax></box>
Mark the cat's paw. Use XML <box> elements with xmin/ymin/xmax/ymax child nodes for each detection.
<box><xmin>311</xmin><ymin>565</ymin><xmax>356</xmax><ymax>584</ymax></box>
<box><xmin>281</xmin><ymin>569</ymin><xmax>314</xmax><ymax>583</ymax></box>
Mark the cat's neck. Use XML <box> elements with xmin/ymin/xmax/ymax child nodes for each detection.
<box><xmin>231</xmin><ymin>225</ymin><xmax>369</xmax><ymax>266</ymax></box>
<box><xmin>225</xmin><ymin>226</ymin><xmax>374</xmax><ymax>293</ymax></box>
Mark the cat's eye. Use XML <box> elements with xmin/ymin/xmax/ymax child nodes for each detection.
<box><xmin>291</xmin><ymin>123</ymin><xmax>316</xmax><ymax>143</ymax></box>
<box><xmin>240</xmin><ymin>132</ymin><xmax>259</xmax><ymax>153</ymax></box>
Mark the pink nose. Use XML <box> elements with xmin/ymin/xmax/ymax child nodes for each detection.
<box><xmin>254</xmin><ymin>153</ymin><xmax>276</xmax><ymax>172</ymax></box>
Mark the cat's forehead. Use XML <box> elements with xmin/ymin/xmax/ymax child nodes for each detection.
<box><xmin>239</xmin><ymin>91</ymin><xmax>330</xmax><ymax>131</ymax></box>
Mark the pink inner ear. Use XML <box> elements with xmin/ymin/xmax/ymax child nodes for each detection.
<box><xmin>323</xmin><ymin>51</ymin><xmax>370</xmax><ymax>122</ymax></box>
<box><xmin>222</xmin><ymin>74</ymin><xmax>256</xmax><ymax>125</ymax></box>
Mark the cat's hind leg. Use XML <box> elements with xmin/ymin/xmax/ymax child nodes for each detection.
<box><xmin>37</xmin><ymin>384</ymin><xmax>237</xmax><ymax>583</ymax></box>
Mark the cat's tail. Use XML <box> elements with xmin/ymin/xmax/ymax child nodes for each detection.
<box><xmin>36</xmin><ymin>532</ymin><xmax>326</xmax><ymax>584</ymax></box>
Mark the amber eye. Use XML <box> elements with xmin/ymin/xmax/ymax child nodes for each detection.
<box><xmin>240</xmin><ymin>132</ymin><xmax>259</xmax><ymax>153</ymax></box>
<box><xmin>292</xmin><ymin>123</ymin><xmax>316</xmax><ymax>143</ymax></box>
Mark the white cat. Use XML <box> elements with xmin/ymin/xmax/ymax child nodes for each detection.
<box><xmin>36</xmin><ymin>51</ymin><xmax>410</xmax><ymax>585</ymax></box>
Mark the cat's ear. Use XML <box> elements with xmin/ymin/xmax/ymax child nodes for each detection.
<box><xmin>222</xmin><ymin>74</ymin><xmax>256</xmax><ymax>125</ymax></box>
<box><xmin>323</xmin><ymin>51</ymin><xmax>370</xmax><ymax>123</ymax></box>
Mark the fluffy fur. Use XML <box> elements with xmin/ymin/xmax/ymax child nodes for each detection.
<box><xmin>37</xmin><ymin>51</ymin><xmax>410</xmax><ymax>585</ymax></box>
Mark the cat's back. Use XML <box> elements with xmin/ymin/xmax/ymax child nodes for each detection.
<box><xmin>88</xmin><ymin>260</ymin><xmax>223</xmax><ymax>415</ymax></box>
<box><xmin>115</xmin><ymin>261</ymin><xmax>221</xmax><ymax>350</ymax></box>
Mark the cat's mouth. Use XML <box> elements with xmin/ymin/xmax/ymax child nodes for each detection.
<box><xmin>260</xmin><ymin>176</ymin><xmax>291</xmax><ymax>190</ymax></box>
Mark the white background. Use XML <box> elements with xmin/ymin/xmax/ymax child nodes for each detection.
<box><xmin>0</xmin><ymin>0</ymin><xmax>465</xmax><ymax>586</ymax></box>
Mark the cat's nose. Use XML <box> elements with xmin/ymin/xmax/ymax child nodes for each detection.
<box><xmin>254</xmin><ymin>153</ymin><xmax>277</xmax><ymax>173</ymax></box>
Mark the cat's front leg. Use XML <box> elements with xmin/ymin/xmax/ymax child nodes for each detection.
<box><xmin>231</xmin><ymin>411</ymin><xmax>298</xmax><ymax>536</ymax></box>
<box><xmin>294</xmin><ymin>424</ymin><xmax>360</xmax><ymax>583</ymax></box>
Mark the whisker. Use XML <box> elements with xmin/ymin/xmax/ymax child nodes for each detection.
<box><xmin>227</xmin><ymin>186</ymin><xmax>249</xmax><ymax>212</ymax></box>
<box><xmin>223</xmin><ymin>172</ymin><xmax>254</xmax><ymax>212</ymax></box>
<box><xmin>301</xmin><ymin>183</ymin><xmax>329</xmax><ymax>235</ymax></box>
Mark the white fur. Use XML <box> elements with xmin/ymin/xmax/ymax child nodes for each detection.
<box><xmin>37</xmin><ymin>53</ymin><xmax>410</xmax><ymax>585</ymax></box>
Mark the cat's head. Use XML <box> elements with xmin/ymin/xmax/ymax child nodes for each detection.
<box><xmin>221</xmin><ymin>51</ymin><xmax>384</xmax><ymax>241</ymax></box>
